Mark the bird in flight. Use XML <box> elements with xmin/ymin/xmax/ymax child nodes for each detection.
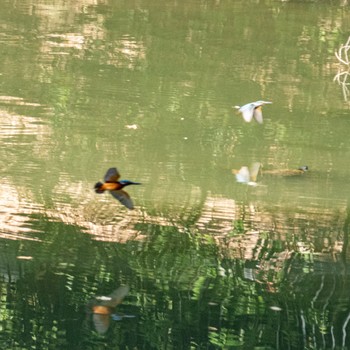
<box><xmin>94</xmin><ymin>167</ymin><xmax>141</xmax><ymax>209</ymax></box>
<box><xmin>234</xmin><ymin>100</ymin><xmax>272</xmax><ymax>124</ymax></box>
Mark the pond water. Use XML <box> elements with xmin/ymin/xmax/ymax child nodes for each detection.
<box><xmin>1</xmin><ymin>0</ymin><xmax>350</xmax><ymax>349</ymax></box>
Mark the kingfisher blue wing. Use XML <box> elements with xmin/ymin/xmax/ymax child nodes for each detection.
<box><xmin>110</xmin><ymin>190</ymin><xmax>134</xmax><ymax>209</ymax></box>
<box><xmin>104</xmin><ymin>168</ymin><xmax>120</xmax><ymax>183</ymax></box>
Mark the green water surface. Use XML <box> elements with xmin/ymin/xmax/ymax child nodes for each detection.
<box><xmin>1</xmin><ymin>0</ymin><xmax>350</xmax><ymax>349</ymax></box>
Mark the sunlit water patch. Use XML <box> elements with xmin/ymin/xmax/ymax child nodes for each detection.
<box><xmin>0</xmin><ymin>180</ymin><xmax>43</xmax><ymax>241</ymax></box>
<box><xmin>0</xmin><ymin>110</ymin><xmax>50</xmax><ymax>142</ymax></box>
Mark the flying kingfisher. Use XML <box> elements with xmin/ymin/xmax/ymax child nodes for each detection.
<box><xmin>94</xmin><ymin>167</ymin><xmax>141</xmax><ymax>209</ymax></box>
<box><xmin>234</xmin><ymin>100</ymin><xmax>272</xmax><ymax>124</ymax></box>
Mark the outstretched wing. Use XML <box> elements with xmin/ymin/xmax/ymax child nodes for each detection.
<box><xmin>249</xmin><ymin>162</ymin><xmax>261</xmax><ymax>181</ymax></box>
<box><xmin>238</xmin><ymin>104</ymin><xmax>254</xmax><ymax>122</ymax></box>
<box><xmin>253</xmin><ymin>106</ymin><xmax>263</xmax><ymax>124</ymax></box>
<box><xmin>235</xmin><ymin>166</ymin><xmax>250</xmax><ymax>183</ymax></box>
<box><xmin>110</xmin><ymin>190</ymin><xmax>134</xmax><ymax>209</ymax></box>
<box><xmin>92</xmin><ymin>312</ymin><xmax>110</xmax><ymax>334</ymax></box>
<box><xmin>100</xmin><ymin>286</ymin><xmax>130</xmax><ymax>308</ymax></box>
<box><xmin>104</xmin><ymin>168</ymin><xmax>120</xmax><ymax>182</ymax></box>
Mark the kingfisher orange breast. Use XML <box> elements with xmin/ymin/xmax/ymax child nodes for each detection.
<box><xmin>102</xmin><ymin>183</ymin><xmax>121</xmax><ymax>191</ymax></box>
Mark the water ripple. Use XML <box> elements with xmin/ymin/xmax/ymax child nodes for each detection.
<box><xmin>0</xmin><ymin>181</ymin><xmax>43</xmax><ymax>241</ymax></box>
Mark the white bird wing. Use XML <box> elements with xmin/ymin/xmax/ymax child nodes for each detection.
<box><xmin>235</xmin><ymin>166</ymin><xmax>250</xmax><ymax>183</ymax></box>
<box><xmin>239</xmin><ymin>104</ymin><xmax>254</xmax><ymax>122</ymax></box>
<box><xmin>253</xmin><ymin>106</ymin><xmax>264</xmax><ymax>124</ymax></box>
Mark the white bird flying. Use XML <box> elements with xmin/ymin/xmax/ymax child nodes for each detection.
<box><xmin>234</xmin><ymin>100</ymin><xmax>272</xmax><ymax>124</ymax></box>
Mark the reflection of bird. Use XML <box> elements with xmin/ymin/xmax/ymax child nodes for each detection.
<box><xmin>232</xmin><ymin>162</ymin><xmax>261</xmax><ymax>186</ymax></box>
<box><xmin>94</xmin><ymin>168</ymin><xmax>141</xmax><ymax>209</ymax></box>
<box><xmin>262</xmin><ymin>165</ymin><xmax>308</xmax><ymax>176</ymax></box>
<box><xmin>87</xmin><ymin>286</ymin><xmax>130</xmax><ymax>334</ymax></box>
<box><xmin>234</xmin><ymin>101</ymin><xmax>272</xmax><ymax>124</ymax></box>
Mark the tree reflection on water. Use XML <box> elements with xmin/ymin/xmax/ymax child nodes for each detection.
<box><xmin>1</xmin><ymin>189</ymin><xmax>350</xmax><ymax>348</ymax></box>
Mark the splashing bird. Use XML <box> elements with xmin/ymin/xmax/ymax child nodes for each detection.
<box><xmin>94</xmin><ymin>167</ymin><xmax>141</xmax><ymax>209</ymax></box>
<box><xmin>234</xmin><ymin>100</ymin><xmax>272</xmax><ymax>124</ymax></box>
